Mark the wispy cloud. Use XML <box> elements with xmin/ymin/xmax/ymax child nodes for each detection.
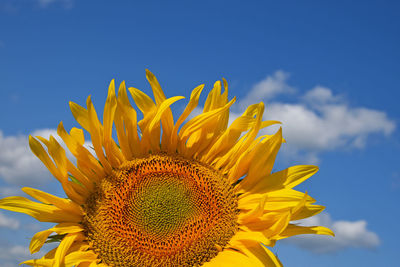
<box><xmin>239</xmin><ymin>71</ymin><xmax>295</xmax><ymax>108</ymax></box>
<box><xmin>234</xmin><ymin>71</ymin><xmax>395</xmax><ymax>163</ymax></box>
<box><xmin>0</xmin><ymin>212</ymin><xmax>19</xmax><ymax>230</ymax></box>
<box><xmin>284</xmin><ymin>212</ymin><xmax>380</xmax><ymax>253</ymax></box>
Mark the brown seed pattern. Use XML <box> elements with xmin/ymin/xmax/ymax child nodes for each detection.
<box><xmin>83</xmin><ymin>153</ymin><xmax>238</xmax><ymax>267</ymax></box>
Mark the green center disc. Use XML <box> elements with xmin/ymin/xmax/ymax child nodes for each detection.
<box><xmin>127</xmin><ymin>174</ymin><xmax>198</xmax><ymax>239</ymax></box>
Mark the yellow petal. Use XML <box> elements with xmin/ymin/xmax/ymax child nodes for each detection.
<box><xmin>145</xmin><ymin>69</ymin><xmax>167</xmax><ymax>106</ymax></box>
<box><xmin>202</xmin><ymin>248</ymin><xmax>261</xmax><ymax>267</ymax></box>
<box><xmin>114</xmin><ymin>82</ymin><xmax>134</xmax><ymax>159</ymax></box>
<box><xmin>30</xmin><ymin>229</ymin><xmax>53</xmax><ymax>254</ymax></box>
<box><xmin>214</xmin><ymin>103</ymin><xmax>264</xmax><ymax>172</ymax></box>
<box><xmin>146</xmin><ymin>69</ymin><xmax>177</xmax><ymax>145</ymax></box>
<box><xmin>128</xmin><ymin>87</ymin><xmax>158</xmax><ymax>151</ymax></box>
<box><xmin>86</xmin><ymin>96</ymin><xmax>112</xmax><ymax>174</ymax></box>
<box><xmin>203</xmin><ymin>115</ymin><xmax>256</xmax><ymax>163</ymax></box>
<box><xmin>128</xmin><ymin>87</ymin><xmax>156</xmax><ymax>114</ymax></box>
<box><xmin>78</xmin><ymin>262</ymin><xmax>107</xmax><ymax>267</ymax></box>
<box><xmin>148</xmin><ymin>96</ymin><xmax>185</xmax><ymax>133</ymax></box>
<box><xmin>291</xmin><ymin>204</ymin><xmax>325</xmax><ymax>221</ymax></box>
<box><xmin>66</xmin><ymin>160</ymin><xmax>94</xmax><ymax>192</ymax></box>
<box><xmin>179</xmin><ymin>97</ymin><xmax>236</xmax><ymax>146</ymax></box>
<box><xmin>22</xmin><ymin>187</ymin><xmax>82</xmax><ymax>216</ymax></box>
<box><xmin>229</xmin><ymin>230</ymin><xmax>275</xmax><ymax>247</ymax></box>
<box><xmin>238</xmin><ymin>195</ymin><xmax>267</xmax><ymax>224</ymax></box>
<box><xmin>276</xmin><ymin>224</ymin><xmax>334</xmax><ymax>240</ymax></box>
<box><xmin>240</xmin><ymin>212</ymin><xmax>291</xmax><ymax>238</ymax></box>
<box><xmin>220</xmin><ymin>133</ymin><xmax>261</xmax><ymax>179</ymax></box>
<box><xmin>169</xmin><ymin>84</ymin><xmax>204</xmax><ymax>152</ymax></box>
<box><xmin>70</xmin><ymin>127</ymin><xmax>85</xmax><ymax>145</ymax></box>
<box><xmin>22</xmin><ymin>247</ymin><xmax>58</xmax><ymax>266</ymax></box>
<box><xmin>29</xmin><ymin>223</ymin><xmax>83</xmax><ymax>254</ymax></box>
<box><xmin>240</xmin><ymin>165</ymin><xmax>319</xmax><ymax>194</ymax></box>
<box><xmin>238</xmin><ymin>189</ymin><xmax>316</xmax><ymax>212</ymax></box>
<box><xmin>116</xmin><ymin>83</ymin><xmax>140</xmax><ymax>157</ymax></box>
<box><xmin>241</xmin><ymin>243</ymin><xmax>283</xmax><ymax>267</ymax></box>
<box><xmin>188</xmin><ymin>80</ymin><xmax>230</xmax><ymax>157</ymax></box>
<box><xmin>206</xmin><ymin>80</ymin><xmax>229</xmax><ymax>135</ymax></box>
<box><xmin>239</xmin><ymin>128</ymin><xmax>283</xmax><ymax>189</ymax></box>
<box><xmin>35</xmin><ymin>136</ymin><xmax>86</xmax><ymax>203</ymax></box>
<box><xmin>103</xmin><ymin>79</ymin><xmax>123</xmax><ymax>167</ymax></box>
<box><xmin>54</xmin><ymin>232</ymin><xmax>83</xmax><ymax>267</ymax></box>
<box><xmin>115</xmin><ymin>104</ymin><xmax>139</xmax><ymax>158</ymax></box>
<box><xmin>29</xmin><ymin>136</ymin><xmax>63</xmax><ymax>183</ymax></box>
<box><xmin>203</xmin><ymin>80</ymin><xmax>223</xmax><ymax>112</ymax></box>
<box><xmin>64</xmin><ymin>250</ymin><xmax>98</xmax><ymax>267</ymax></box>
<box><xmin>57</xmin><ymin>122</ymin><xmax>104</xmax><ymax>180</ymax></box>
<box><xmin>69</xmin><ymin>102</ymin><xmax>90</xmax><ymax>132</ymax></box>
<box><xmin>230</xmin><ymin>241</ymin><xmax>283</xmax><ymax>267</ymax></box>
<box><xmin>0</xmin><ymin>196</ymin><xmax>81</xmax><ymax>223</ymax></box>
<box><xmin>291</xmin><ymin>191</ymin><xmax>310</xmax><ymax>215</ymax></box>
<box><xmin>21</xmin><ymin>258</ymin><xmax>54</xmax><ymax>266</ymax></box>
<box><xmin>52</xmin><ymin>223</ymin><xmax>84</xmax><ymax>234</ymax></box>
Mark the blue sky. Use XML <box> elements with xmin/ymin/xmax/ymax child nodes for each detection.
<box><xmin>0</xmin><ymin>0</ymin><xmax>399</xmax><ymax>266</ymax></box>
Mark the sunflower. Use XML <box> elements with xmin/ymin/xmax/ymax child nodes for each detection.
<box><xmin>0</xmin><ymin>70</ymin><xmax>333</xmax><ymax>267</ymax></box>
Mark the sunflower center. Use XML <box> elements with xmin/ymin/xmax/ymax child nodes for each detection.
<box><xmin>83</xmin><ymin>154</ymin><xmax>238</xmax><ymax>267</ymax></box>
<box><xmin>127</xmin><ymin>174</ymin><xmax>198</xmax><ymax>239</ymax></box>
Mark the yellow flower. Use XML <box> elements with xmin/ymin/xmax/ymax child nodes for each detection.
<box><xmin>0</xmin><ymin>70</ymin><xmax>333</xmax><ymax>267</ymax></box>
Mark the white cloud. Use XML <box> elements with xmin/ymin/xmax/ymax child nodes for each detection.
<box><xmin>0</xmin><ymin>128</ymin><xmax>92</xmax><ymax>187</ymax></box>
<box><xmin>239</xmin><ymin>71</ymin><xmax>295</xmax><ymax>108</ymax></box>
<box><xmin>0</xmin><ymin>129</ymin><xmax>59</xmax><ymax>186</ymax></box>
<box><xmin>0</xmin><ymin>245</ymin><xmax>30</xmax><ymax>261</ymax></box>
<box><xmin>302</xmin><ymin>86</ymin><xmax>342</xmax><ymax>105</ymax></box>
<box><xmin>0</xmin><ymin>130</ymin><xmax>51</xmax><ymax>186</ymax></box>
<box><xmin>284</xmin><ymin>213</ymin><xmax>380</xmax><ymax>253</ymax></box>
<box><xmin>265</xmin><ymin>99</ymin><xmax>394</xmax><ymax>150</ymax></box>
<box><xmin>0</xmin><ymin>212</ymin><xmax>19</xmax><ymax>230</ymax></box>
<box><xmin>233</xmin><ymin>72</ymin><xmax>396</xmax><ymax>163</ymax></box>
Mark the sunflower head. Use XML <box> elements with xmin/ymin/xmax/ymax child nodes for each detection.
<box><xmin>0</xmin><ymin>70</ymin><xmax>333</xmax><ymax>267</ymax></box>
